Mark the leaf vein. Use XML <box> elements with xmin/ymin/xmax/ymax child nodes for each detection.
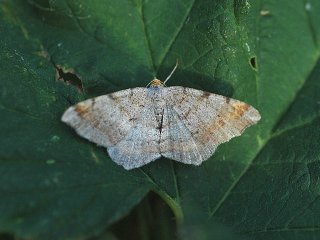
<box><xmin>139</xmin><ymin>0</ymin><xmax>156</xmax><ymax>75</ymax></box>
<box><xmin>156</xmin><ymin>0</ymin><xmax>196</xmax><ymax>72</ymax></box>
<box><xmin>208</xmin><ymin>55</ymin><xmax>320</xmax><ymax>219</ymax></box>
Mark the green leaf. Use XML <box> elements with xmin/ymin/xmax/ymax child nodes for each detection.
<box><xmin>0</xmin><ymin>0</ymin><xmax>319</xmax><ymax>239</ymax></box>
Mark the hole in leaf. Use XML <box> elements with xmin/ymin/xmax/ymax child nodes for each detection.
<box><xmin>249</xmin><ymin>56</ymin><xmax>257</xmax><ymax>70</ymax></box>
<box><xmin>54</xmin><ymin>64</ymin><xmax>84</xmax><ymax>92</ymax></box>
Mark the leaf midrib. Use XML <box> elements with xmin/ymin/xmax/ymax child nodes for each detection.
<box><xmin>133</xmin><ymin>0</ymin><xmax>320</xmax><ymax>224</ymax></box>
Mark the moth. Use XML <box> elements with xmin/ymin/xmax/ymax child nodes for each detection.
<box><xmin>62</xmin><ymin>63</ymin><xmax>261</xmax><ymax>170</ymax></box>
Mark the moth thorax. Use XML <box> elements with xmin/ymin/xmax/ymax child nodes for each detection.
<box><xmin>150</xmin><ymin>79</ymin><xmax>165</xmax><ymax>87</ymax></box>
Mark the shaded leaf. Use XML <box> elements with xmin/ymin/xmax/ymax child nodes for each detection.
<box><xmin>0</xmin><ymin>0</ymin><xmax>319</xmax><ymax>239</ymax></box>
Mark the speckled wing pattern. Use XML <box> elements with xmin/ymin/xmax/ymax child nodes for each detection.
<box><xmin>61</xmin><ymin>88</ymin><xmax>161</xmax><ymax>169</ymax></box>
<box><xmin>160</xmin><ymin>87</ymin><xmax>260</xmax><ymax>164</ymax></box>
<box><xmin>62</xmin><ymin>86</ymin><xmax>260</xmax><ymax>170</ymax></box>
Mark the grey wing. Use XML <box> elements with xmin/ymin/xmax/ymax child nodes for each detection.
<box><xmin>160</xmin><ymin>104</ymin><xmax>215</xmax><ymax>165</ymax></box>
<box><xmin>108</xmin><ymin>105</ymin><xmax>161</xmax><ymax>170</ymax></box>
<box><xmin>161</xmin><ymin>86</ymin><xmax>261</xmax><ymax>164</ymax></box>
<box><xmin>61</xmin><ymin>88</ymin><xmax>148</xmax><ymax>148</ymax></box>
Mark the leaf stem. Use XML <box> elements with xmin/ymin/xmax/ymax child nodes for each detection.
<box><xmin>154</xmin><ymin>189</ymin><xmax>184</xmax><ymax>225</ymax></box>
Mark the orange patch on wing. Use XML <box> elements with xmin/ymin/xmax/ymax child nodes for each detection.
<box><xmin>198</xmin><ymin>103</ymin><xmax>250</xmax><ymax>143</ymax></box>
<box><xmin>199</xmin><ymin>118</ymin><xmax>225</xmax><ymax>143</ymax></box>
<box><xmin>229</xmin><ymin>102</ymin><xmax>250</xmax><ymax>120</ymax></box>
<box><xmin>75</xmin><ymin>103</ymin><xmax>91</xmax><ymax>117</ymax></box>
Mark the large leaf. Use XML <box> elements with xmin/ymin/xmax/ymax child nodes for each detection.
<box><xmin>0</xmin><ymin>0</ymin><xmax>319</xmax><ymax>239</ymax></box>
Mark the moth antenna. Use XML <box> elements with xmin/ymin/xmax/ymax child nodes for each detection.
<box><xmin>164</xmin><ymin>59</ymin><xmax>179</xmax><ymax>85</ymax></box>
